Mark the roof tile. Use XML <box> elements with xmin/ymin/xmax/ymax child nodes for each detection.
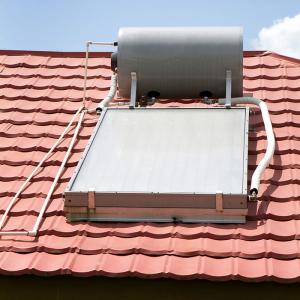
<box><xmin>0</xmin><ymin>50</ymin><xmax>299</xmax><ymax>282</ymax></box>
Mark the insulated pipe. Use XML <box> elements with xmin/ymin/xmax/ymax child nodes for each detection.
<box><xmin>96</xmin><ymin>73</ymin><xmax>117</xmax><ymax>113</ymax></box>
<box><xmin>0</xmin><ymin>108</ymin><xmax>85</xmax><ymax>236</ymax></box>
<box><xmin>219</xmin><ymin>97</ymin><xmax>275</xmax><ymax>198</ymax></box>
<box><xmin>0</xmin><ymin>105</ymin><xmax>83</xmax><ymax>231</ymax></box>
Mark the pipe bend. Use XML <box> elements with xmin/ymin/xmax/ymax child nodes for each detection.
<box><xmin>96</xmin><ymin>73</ymin><xmax>118</xmax><ymax>113</ymax></box>
<box><xmin>219</xmin><ymin>97</ymin><xmax>275</xmax><ymax>199</ymax></box>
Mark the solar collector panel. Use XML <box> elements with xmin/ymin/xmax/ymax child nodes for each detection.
<box><xmin>65</xmin><ymin>107</ymin><xmax>248</xmax><ymax>223</ymax></box>
<box><xmin>70</xmin><ymin>108</ymin><xmax>247</xmax><ymax>194</ymax></box>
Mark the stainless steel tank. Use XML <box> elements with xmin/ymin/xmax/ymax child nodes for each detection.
<box><xmin>115</xmin><ymin>27</ymin><xmax>243</xmax><ymax>99</ymax></box>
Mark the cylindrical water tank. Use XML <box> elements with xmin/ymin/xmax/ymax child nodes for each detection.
<box><xmin>115</xmin><ymin>27</ymin><xmax>243</xmax><ymax>99</ymax></box>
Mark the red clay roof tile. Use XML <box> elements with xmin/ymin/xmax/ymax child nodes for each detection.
<box><xmin>0</xmin><ymin>50</ymin><xmax>299</xmax><ymax>282</ymax></box>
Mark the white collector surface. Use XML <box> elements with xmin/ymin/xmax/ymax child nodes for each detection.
<box><xmin>69</xmin><ymin>108</ymin><xmax>248</xmax><ymax>195</ymax></box>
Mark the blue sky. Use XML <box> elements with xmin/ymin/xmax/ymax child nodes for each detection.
<box><xmin>0</xmin><ymin>0</ymin><xmax>299</xmax><ymax>54</ymax></box>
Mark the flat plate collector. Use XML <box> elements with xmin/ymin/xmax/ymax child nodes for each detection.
<box><xmin>65</xmin><ymin>107</ymin><xmax>249</xmax><ymax>223</ymax></box>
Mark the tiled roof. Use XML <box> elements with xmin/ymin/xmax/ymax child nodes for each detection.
<box><xmin>0</xmin><ymin>49</ymin><xmax>300</xmax><ymax>282</ymax></box>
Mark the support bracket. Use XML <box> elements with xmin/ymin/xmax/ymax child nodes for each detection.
<box><xmin>88</xmin><ymin>188</ymin><xmax>96</xmax><ymax>214</ymax></box>
<box><xmin>215</xmin><ymin>191</ymin><xmax>224</xmax><ymax>212</ymax></box>
<box><xmin>129</xmin><ymin>72</ymin><xmax>137</xmax><ymax>109</ymax></box>
<box><xmin>225</xmin><ymin>70</ymin><xmax>232</xmax><ymax>108</ymax></box>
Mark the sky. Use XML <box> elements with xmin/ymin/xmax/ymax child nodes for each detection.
<box><xmin>0</xmin><ymin>0</ymin><xmax>300</xmax><ymax>57</ymax></box>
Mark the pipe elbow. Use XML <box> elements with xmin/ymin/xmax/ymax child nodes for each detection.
<box><xmin>27</xmin><ymin>230</ymin><xmax>37</xmax><ymax>237</ymax></box>
<box><xmin>96</xmin><ymin>74</ymin><xmax>117</xmax><ymax>114</ymax></box>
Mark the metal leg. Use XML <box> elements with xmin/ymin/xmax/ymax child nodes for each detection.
<box><xmin>225</xmin><ymin>70</ymin><xmax>232</xmax><ymax>108</ymax></box>
<box><xmin>129</xmin><ymin>72</ymin><xmax>137</xmax><ymax>109</ymax></box>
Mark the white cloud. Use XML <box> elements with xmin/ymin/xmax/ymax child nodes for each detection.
<box><xmin>253</xmin><ymin>14</ymin><xmax>300</xmax><ymax>59</ymax></box>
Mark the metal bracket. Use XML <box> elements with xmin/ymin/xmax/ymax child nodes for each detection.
<box><xmin>129</xmin><ymin>72</ymin><xmax>137</xmax><ymax>109</ymax></box>
<box><xmin>88</xmin><ymin>188</ymin><xmax>96</xmax><ymax>214</ymax></box>
<box><xmin>215</xmin><ymin>191</ymin><xmax>224</xmax><ymax>212</ymax></box>
<box><xmin>225</xmin><ymin>70</ymin><xmax>232</xmax><ymax>108</ymax></box>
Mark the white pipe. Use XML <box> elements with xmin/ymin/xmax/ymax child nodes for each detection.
<box><xmin>0</xmin><ymin>39</ymin><xmax>116</xmax><ymax>236</ymax></box>
<box><xmin>87</xmin><ymin>41</ymin><xmax>116</xmax><ymax>46</ymax></box>
<box><xmin>0</xmin><ymin>111</ymin><xmax>85</xmax><ymax>236</ymax></box>
<box><xmin>82</xmin><ymin>41</ymin><xmax>117</xmax><ymax>109</ymax></box>
<box><xmin>96</xmin><ymin>73</ymin><xmax>117</xmax><ymax>113</ymax></box>
<box><xmin>219</xmin><ymin>97</ymin><xmax>275</xmax><ymax>197</ymax></box>
<box><xmin>0</xmin><ymin>231</ymin><xmax>29</xmax><ymax>236</ymax></box>
<box><xmin>0</xmin><ymin>109</ymin><xmax>84</xmax><ymax>236</ymax></box>
<box><xmin>30</xmin><ymin>110</ymin><xmax>86</xmax><ymax>236</ymax></box>
<box><xmin>82</xmin><ymin>42</ymin><xmax>90</xmax><ymax>108</ymax></box>
<box><xmin>0</xmin><ymin>106</ymin><xmax>83</xmax><ymax>231</ymax></box>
